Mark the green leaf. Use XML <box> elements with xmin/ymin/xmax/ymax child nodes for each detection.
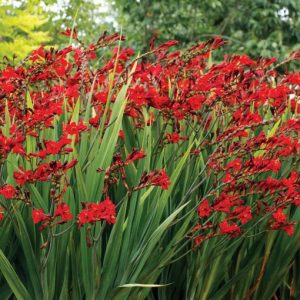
<box><xmin>0</xmin><ymin>250</ymin><xmax>31</xmax><ymax>300</ymax></box>
<box><xmin>12</xmin><ymin>209</ymin><xmax>43</xmax><ymax>299</ymax></box>
<box><xmin>119</xmin><ymin>283</ymin><xmax>172</xmax><ymax>288</ymax></box>
<box><xmin>85</xmin><ymin>62</ymin><xmax>137</xmax><ymax>201</ymax></box>
<box><xmin>254</xmin><ymin>118</ymin><xmax>281</xmax><ymax>157</ymax></box>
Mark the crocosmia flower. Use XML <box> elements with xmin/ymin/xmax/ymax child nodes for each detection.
<box><xmin>0</xmin><ymin>185</ymin><xmax>16</xmax><ymax>199</ymax></box>
<box><xmin>32</xmin><ymin>209</ymin><xmax>49</xmax><ymax>224</ymax></box>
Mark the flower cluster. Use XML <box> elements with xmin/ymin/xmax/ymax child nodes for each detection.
<box><xmin>193</xmin><ymin>115</ymin><xmax>300</xmax><ymax>244</ymax></box>
<box><xmin>135</xmin><ymin>169</ymin><xmax>171</xmax><ymax>191</ymax></box>
<box><xmin>77</xmin><ymin>197</ymin><xmax>116</xmax><ymax>227</ymax></box>
<box><xmin>32</xmin><ymin>202</ymin><xmax>73</xmax><ymax>230</ymax></box>
<box><xmin>0</xmin><ymin>28</ymin><xmax>299</xmax><ymax>248</ymax></box>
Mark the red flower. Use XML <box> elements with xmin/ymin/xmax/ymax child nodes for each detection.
<box><xmin>222</xmin><ymin>173</ymin><xmax>234</xmax><ymax>183</ymax></box>
<box><xmin>12</xmin><ymin>144</ymin><xmax>26</xmax><ymax>156</ymax></box>
<box><xmin>232</xmin><ymin>206</ymin><xmax>252</xmax><ymax>224</ymax></box>
<box><xmin>197</xmin><ymin>199</ymin><xmax>212</xmax><ymax>218</ymax></box>
<box><xmin>54</xmin><ymin>202</ymin><xmax>73</xmax><ymax>223</ymax></box>
<box><xmin>93</xmin><ymin>197</ymin><xmax>116</xmax><ymax>224</ymax></box>
<box><xmin>194</xmin><ymin>235</ymin><xmax>206</xmax><ymax>247</ymax></box>
<box><xmin>44</xmin><ymin>137</ymin><xmax>72</xmax><ymax>155</ymax></box>
<box><xmin>65</xmin><ymin>84</ymin><xmax>80</xmax><ymax>98</ymax></box>
<box><xmin>236</xmin><ymin>131</ymin><xmax>248</xmax><ymax>138</ymax></box>
<box><xmin>272</xmin><ymin>208</ymin><xmax>287</xmax><ymax>224</ymax></box>
<box><xmin>188</xmin><ymin>94</ymin><xmax>205</xmax><ymax>110</ymax></box>
<box><xmin>219</xmin><ymin>220</ymin><xmax>241</xmax><ymax>237</ymax></box>
<box><xmin>270</xmin><ymin>220</ymin><xmax>296</xmax><ymax>236</ymax></box>
<box><xmin>157</xmin><ymin>40</ymin><xmax>178</xmax><ymax>50</ymax></box>
<box><xmin>119</xmin><ymin>130</ymin><xmax>125</xmax><ymax>139</ymax></box>
<box><xmin>77</xmin><ymin>197</ymin><xmax>116</xmax><ymax>227</ymax></box>
<box><xmin>63</xmin><ymin>159</ymin><xmax>78</xmax><ymax>171</ymax></box>
<box><xmin>32</xmin><ymin>209</ymin><xmax>49</xmax><ymax>224</ymax></box>
<box><xmin>14</xmin><ymin>167</ymin><xmax>34</xmax><ymax>185</ymax></box>
<box><xmin>126</xmin><ymin>149</ymin><xmax>146</xmax><ymax>162</ymax></box>
<box><xmin>30</xmin><ymin>46</ymin><xmax>46</xmax><ymax>62</ymax></box>
<box><xmin>268</xmin><ymin>159</ymin><xmax>281</xmax><ymax>173</ymax></box>
<box><xmin>77</xmin><ymin>209</ymin><xmax>94</xmax><ymax>225</ymax></box>
<box><xmin>166</xmin><ymin>132</ymin><xmax>180</xmax><ymax>143</ymax></box>
<box><xmin>64</xmin><ymin>120</ymin><xmax>87</xmax><ymax>136</ymax></box>
<box><xmin>0</xmin><ymin>185</ymin><xmax>16</xmax><ymax>199</ymax></box>
<box><xmin>225</xmin><ymin>159</ymin><xmax>242</xmax><ymax>171</ymax></box>
<box><xmin>2</xmin><ymin>82</ymin><xmax>15</xmax><ymax>93</ymax></box>
<box><xmin>61</xmin><ymin>28</ymin><xmax>78</xmax><ymax>39</ymax></box>
<box><xmin>191</xmin><ymin>149</ymin><xmax>201</xmax><ymax>155</ymax></box>
<box><xmin>213</xmin><ymin>193</ymin><xmax>243</xmax><ymax>214</ymax></box>
<box><xmin>150</xmin><ymin>169</ymin><xmax>171</xmax><ymax>190</ymax></box>
<box><xmin>282</xmin><ymin>223</ymin><xmax>295</xmax><ymax>236</ymax></box>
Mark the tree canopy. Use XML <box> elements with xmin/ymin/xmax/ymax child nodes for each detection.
<box><xmin>0</xmin><ymin>2</ymin><xmax>50</xmax><ymax>61</ymax></box>
<box><xmin>0</xmin><ymin>0</ymin><xmax>112</xmax><ymax>62</ymax></box>
<box><xmin>1</xmin><ymin>0</ymin><xmax>300</xmax><ymax>62</ymax></box>
<box><xmin>114</xmin><ymin>0</ymin><xmax>300</xmax><ymax>59</ymax></box>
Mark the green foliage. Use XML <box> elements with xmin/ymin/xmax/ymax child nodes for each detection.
<box><xmin>114</xmin><ymin>0</ymin><xmax>300</xmax><ymax>58</ymax></box>
<box><xmin>0</xmin><ymin>3</ymin><xmax>50</xmax><ymax>61</ymax></box>
<box><xmin>3</xmin><ymin>0</ymin><xmax>300</xmax><ymax>61</ymax></box>
<box><xmin>0</xmin><ymin>0</ymin><xmax>112</xmax><ymax>61</ymax></box>
<box><xmin>40</xmin><ymin>0</ymin><xmax>114</xmax><ymax>45</ymax></box>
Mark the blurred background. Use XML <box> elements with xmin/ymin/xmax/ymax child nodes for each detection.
<box><xmin>1</xmin><ymin>0</ymin><xmax>300</xmax><ymax>61</ymax></box>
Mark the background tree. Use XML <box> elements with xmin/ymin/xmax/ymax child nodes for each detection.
<box><xmin>2</xmin><ymin>0</ymin><xmax>300</xmax><ymax>62</ymax></box>
<box><xmin>40</xmin><ymin>0</ymin><xmax>113</xmax><ymax>45</ymax></box>
<box><xmin>0</xmin><ymin>0</ymin><xmax>113</xmax><ymax>62</ymax></box>
<box><xmin>0</xmin><ymin>2</ymin><xmax>50</xmax><ymax>61</ymax></box>
<box><xmin>113</xmin><ymin>0</ymin><xmax>300</xmax><ymax>59</ymax></box>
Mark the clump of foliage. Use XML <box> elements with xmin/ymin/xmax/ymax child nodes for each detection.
<box><xmin>0</xmin><ymin>29</ymin><xmax>300</xmax><ymax>299</ymax></box>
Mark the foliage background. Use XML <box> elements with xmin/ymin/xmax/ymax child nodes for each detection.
<box><xmin>114</xmin><ymin>0</ymin><xmax>300</xmax><ymax>59</ymax></box>
<box><xmin>1</xmin><ymin>0</ymin><xmax>300</xmax><ymax>61</ymax></box>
